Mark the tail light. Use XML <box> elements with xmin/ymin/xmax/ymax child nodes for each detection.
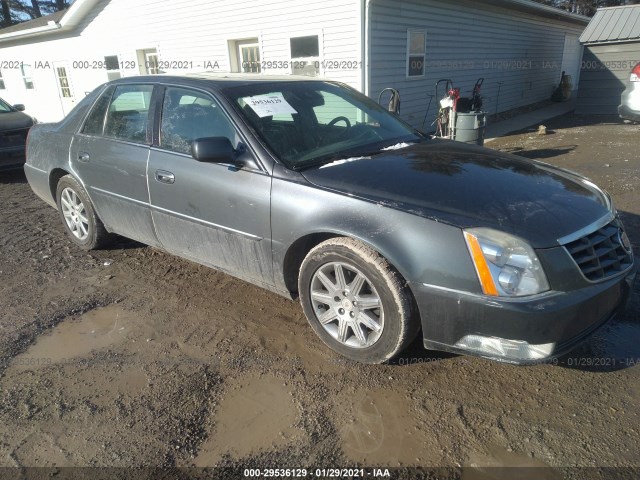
<box><xmin>631</xmin><ymin>63</ymin><xmax>640</xmax><ymax>82</ymax></box>
<box><xmin>25</xmin><ymin>125</ymin><xmax>33</xmax><ymax>161</ymax></box>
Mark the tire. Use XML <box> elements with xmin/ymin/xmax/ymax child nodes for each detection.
<box><xmin>298</xmin><ymin>237</ymin><xmax>419</xmax><ymax>364</ymax></box>
<box><xmin>55</xmin><ymin>175</ymin><xmax>112</xmax><ymax>250</ymax></box>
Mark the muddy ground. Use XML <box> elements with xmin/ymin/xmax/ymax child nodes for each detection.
<box><xmin>0</xmin><ymin>113</ymin><xmax>638</xmax><ymax>478</ymax></box>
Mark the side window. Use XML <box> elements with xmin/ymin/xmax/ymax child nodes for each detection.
<box><xmin>103</xmin><ymin>85</ymin><xmax>153</xmax><ymax>143</ymax></box>
<box><xmin>82</xmin><ymin>86</ymin><xmax>114</xmax><ymax>136</ymax></box>
<box><xmin>161</xmin><ymin>87</ymin><xmax>237</xmax><ymax>155</ymax></box>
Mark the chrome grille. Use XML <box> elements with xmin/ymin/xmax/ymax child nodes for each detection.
<box><xmin>564</xmin><ymin>220</ymin><xmax>633</xmax><ymax>282</ymax></box>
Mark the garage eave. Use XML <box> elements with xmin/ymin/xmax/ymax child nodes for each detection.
<box><xmin>482</xmin><ymin>0</ymin><xmax>590</xmax><ymax>25</ymax></box>
<box><xmin>0</xmin><ymin>0</ymin><xmax>101</xmax><ymax>44</ymax></box>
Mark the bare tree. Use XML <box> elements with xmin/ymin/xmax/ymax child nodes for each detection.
<box><xmin>0</xmin><ymin>0</ymin><xmax>72</xmax><ymax>26</ymax></box>
<box><xmin>1</xmin><ymin>0</ymin><xmax>11</xmax><ymax>27</ymax></box>
<box><xmin>534</xmin><ymin>0</ymin><xmax>640</xmax><ymax>16</ymax></box>
<box><xmin>30</xmin><ymin>0</ymin><xmax>41</xmax><ymax>17</ymax></box>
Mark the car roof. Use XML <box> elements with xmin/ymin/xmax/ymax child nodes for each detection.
<box><xmin>109</xmin><ymin>72</ymin><xmax>324</xmax><ymax>90</ymax></box>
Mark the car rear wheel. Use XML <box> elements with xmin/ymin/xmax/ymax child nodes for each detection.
<box><xmin>298</xmin><ymin>237</ymin><xmax>419</xmax><ymax>364</ymax></box>
<box><xmin>56</xmin><ymin>175</ymin><xmax>112</xmax><ymax>250</ymax></box>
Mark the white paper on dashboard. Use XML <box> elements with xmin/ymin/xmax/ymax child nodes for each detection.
<box><xmin>242</xmin><ymin>93</ymin><xmax>298</xmax><ymax>118</ymax></box>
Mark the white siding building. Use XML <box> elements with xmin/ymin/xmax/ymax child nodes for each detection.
<box><xmin>0</xmin><ymin>0</ymin><xmax>588</xmax><ymax>127</ymax></box>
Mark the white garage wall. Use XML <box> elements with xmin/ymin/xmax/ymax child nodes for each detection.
<box><xmin>0</xmin><ymin>0</ymin><xmax>362</xmax><ymax>122</ymax></box>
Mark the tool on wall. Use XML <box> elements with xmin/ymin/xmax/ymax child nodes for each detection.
<box><xmin>457</xmin><ymin>77</ymin><xmax>484</xmax><ymax>112</ymax></box>
<box><xmin>378</xmin><ymin>88</ymin><xmax>401</xmax><ymax>115</ymax></box>
<box><xmin>551</xmin><ymin>71</ymin><xmax>573</xmax><ymax>102</ymax></box>
<box><xmin>422</xmin><ymin>94</ymin><xmax>435</xmax><ymax>131</ymax></box>
<box><xmin>432</xmin><ymin>79</ymin><xmax>460</xmax><ymax>140</ymax></box>
<box><xmin>430</xmin><ymin>78</ymin><xmax>487</xmax><ymax>145</ymax></box>
<box><xmin>495</xmin><ymin>81</ymin><xmax>504</xmax><ymax>116</ymax></box>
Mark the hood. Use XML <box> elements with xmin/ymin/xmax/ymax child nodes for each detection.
<box><xmin>300</xmin><ymin>142</ymin><xmax>610</xmax><ymax>248</ymax></box>
<box><xmin>0</xmin><ymin>111</ymin><xmax>35</xmax><ymax>131</ymax></box>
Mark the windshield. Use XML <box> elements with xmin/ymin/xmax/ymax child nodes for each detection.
<box><xmin>0</xmin><ymin>98</ymin><xmax>12</xmax><ymax>113</ymax></box>
<box><xmin>221</xmin><ymin>81</ymin><xmax>421</xmax><ymax>169</ymax></box>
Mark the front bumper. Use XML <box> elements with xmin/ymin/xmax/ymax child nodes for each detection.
<box><xmin>0</xmin><ymin>146</ymin><xmax>26</xmax><ymax>170</ymax></box>
<box><xmin>411</xmin><ymin>267</ymin><xmax>636</xmax><ymax>364</ymax></box>
<box><xmin>619</xmin><ymin>104</ymin><xmax>640</xmax><ymax>122</ymax></box>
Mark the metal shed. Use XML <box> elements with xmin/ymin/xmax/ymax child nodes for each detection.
<box><xmin>577</xmin><ymin>5</ymin><xmax>640</xmax><ymax>114</ymax></box>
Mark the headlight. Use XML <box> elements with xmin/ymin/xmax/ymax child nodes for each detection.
<box><xmin>463</xmin><ymin>228</ymin><xmax>550</xmax><ymax>297</ymax></box>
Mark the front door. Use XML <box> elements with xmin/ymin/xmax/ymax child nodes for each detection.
<box><xmin>54</xmin><ymin>62</ymin><xmax>76</xmax><ymax>116</ymax></box>
<box><xmin>147</xmin><ymin>86</ymin><xmax>273</xmax><ymax>285</ymax></box>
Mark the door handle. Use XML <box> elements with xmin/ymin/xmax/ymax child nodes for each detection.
<box><xmin>78</xmin><ymin>152</ymin><xmax>90</xmax><ymax>162</ymax></box>
<box><xmin>155</xmin><ymin>170</ymin><xmax>175</xmax><ymax>184</ymax></box>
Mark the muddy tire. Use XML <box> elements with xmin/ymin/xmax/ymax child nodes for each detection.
<box><xmin>298</xmin><ymin>237</ymin><xmax>419</xmax><ymax>364</ymax></box>
<box><xmin>56</xmin><ymin>175</ymin><xmax>112</xmax><ymax>250</ymax></box>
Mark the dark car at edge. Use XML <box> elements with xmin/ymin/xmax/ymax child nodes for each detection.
<box><xmin>23</xmin><ymin>74</ymin><xmax>637</xmax><ymax>364</ymax></box>
<box><xmin>0</xmin><ymin>97</ymin><xmax>36</xmax><ymax>170</ymax></box>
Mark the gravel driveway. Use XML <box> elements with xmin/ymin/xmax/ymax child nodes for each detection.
<box><xmin>0</xmin><ymin>113</ymin><xmax>638</xmax><ymax>479</ymax></box>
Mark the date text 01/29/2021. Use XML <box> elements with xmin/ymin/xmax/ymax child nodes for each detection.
<box><xmin>243</xmin><ymin>468</ymin><xmax>391</xmax><ymax>477</ymax></box>
<box><xmin>242</xmin><ymin>60</ymin><xmax>362</xmax><ymax>70</ymax></box>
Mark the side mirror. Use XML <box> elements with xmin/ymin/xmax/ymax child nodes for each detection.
<box><xmin>13</xmin><ymin>104</ymin><xmax>26</xmax><ymax>112</ymax></box>
<box><xmin>192</xmin><ymin>137</ymin><xmax>235</xmax><ymax>164</ymax></box>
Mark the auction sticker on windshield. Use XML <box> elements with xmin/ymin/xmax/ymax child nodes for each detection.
<box><xmin>242</xmin><ymin>92</ymin><xmax>298</xmax><ymax>118</ymax></box>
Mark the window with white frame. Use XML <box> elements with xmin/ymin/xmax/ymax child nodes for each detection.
<box><xmin>239</xmin><ymin>42</ymin><xmax>261</xmax><ymax>73</ymax></box>
<box><xmin>228</xmin><ymin>38</ymin><xmax>261</xmax><ymax>73</ymax></box>
<box><xmin>0</xmin><ymin>70</ymin><xmax>5</xmax><ymax>89</ymax></box>
<box><xmin>56</xmin><ymin>66</ymin><xmax>72</xmax><ymax>98</ymax></box>
<box><xmin>407</xmin><ymin>30</ymin><xmax>426</xmax><ymax>78</ymax></box>
<box><xmin>21</xmin><ymin>64</ymin><xmax>34</xmax><ymax>89</ymax></box>
<box><xmin>137</xmin><ymin>49</ymin><xmax>159</xmax><ymax>75</ymax></box>
<box><xmin>290</xmin><ymin>35</ymin><xmax>320</xmax><ymax>77</ymax></box>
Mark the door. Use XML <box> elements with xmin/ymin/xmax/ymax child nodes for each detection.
<box><xmin>238</xmin><ymin>41</ymin><xmax>261</xmax><ymax>73</ymax></box>
<box><xmin>147</xmin><ymin>86</ymin><xmax>272</xmax><ymax>284</ymax></box>
<box><xmin>561</xmin><ymin>34</ymin><xmax>583</xmax><ymax>99</ymax></box>
<box><xmin>54</xmin><ymin>62</ymin><xmax>76</xmax><ymax>115</ymax></box>
<box><xmin>70</xmin><ymin>84</ymin><xmax>159</xmax><ymax>246</ymax></box>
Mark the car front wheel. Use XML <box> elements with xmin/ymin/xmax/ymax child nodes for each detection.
<box><xmin>56</xmin><ymin>175</ymin><xmax>112</xmax><ymax>250</ymax></box>
<box><xmin>298</xmin><ymin>237</ymin><xmax>419</xmax><ymax>364</ymax></box>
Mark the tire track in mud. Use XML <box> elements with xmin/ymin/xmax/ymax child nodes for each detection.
<box><xmin>2</xmin><ymin>131</ymin><xmax>640</xmax><ymax>474</ymax></box>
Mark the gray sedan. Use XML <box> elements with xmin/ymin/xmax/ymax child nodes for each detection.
<box><xmin>25</xmin><ymin>74</ymin><xmax>636</xmax><ymax>364</ymax></box>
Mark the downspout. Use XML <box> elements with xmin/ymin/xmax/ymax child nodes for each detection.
<box><xmin>361</xmin><ymin>0</ymin><xmax>372</xmax><ymax>97</ymax></box>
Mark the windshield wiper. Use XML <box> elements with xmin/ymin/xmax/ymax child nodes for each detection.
<box><xmin>293</xmin><ymin>135</ymin><xmax>421</xmax><ymax>171</ymax></box>
<box><xmin>294</xmin><ymin>147</ymin><xmax>387</xmax><ymax>171</ymax></box>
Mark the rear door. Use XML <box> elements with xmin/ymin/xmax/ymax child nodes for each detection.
<box><xmin>147</xmin><ymin>86</ymin><xmax>273</xmax><ymax>284</ymax></box>
<box><xmin>70</xmin><ymin>84</ymin><xmax>159</xmax><ymax>246</ymax></box>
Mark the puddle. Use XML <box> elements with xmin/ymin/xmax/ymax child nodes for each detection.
<box><xmin>13</xmin><ymin>431</ymin><xmax>73</xmax><ymax>467</ymax></box>
<box><xmin>12</xmin><ymin>304</ymin><xmax>131</xmax><ymax>370</ymax></box>
<box><xmin>194</xmin><ymin>375</ymin><xmax>300</xmax><ymax>466</ymax></box>
<box><xmin>250</xmin><ymin>317</ymin><xmax>343</xmax><ymax>374</ymax></box>
<box><xmin>338</xmin><ymin>389</ymin><xmax>435</xmax><ymax>466</ymax></box>
<box><xmin>464</xmin><ymin>446</ymin><xmax>561</xmax><ymax>479</ymax></box>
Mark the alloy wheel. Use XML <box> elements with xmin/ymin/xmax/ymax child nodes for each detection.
<box><xmin>309</xmin><ymin>262</ymin><xmax>384</xmax><ymax>348</ymax></box>
<box><xmin>60</xmin><ymin>187</ymin><xmax>89</xmax><ymax>241</ymax></box>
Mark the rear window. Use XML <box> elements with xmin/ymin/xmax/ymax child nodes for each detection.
<box><xmin>103</xmin><ymin>85</ymin><xmax>153</xmax><ymax>143</ymax></box>
<box><xmin>82</xmin><ymin>86</ymin><xmax>114</xmax><ymax>136</ymax></box>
